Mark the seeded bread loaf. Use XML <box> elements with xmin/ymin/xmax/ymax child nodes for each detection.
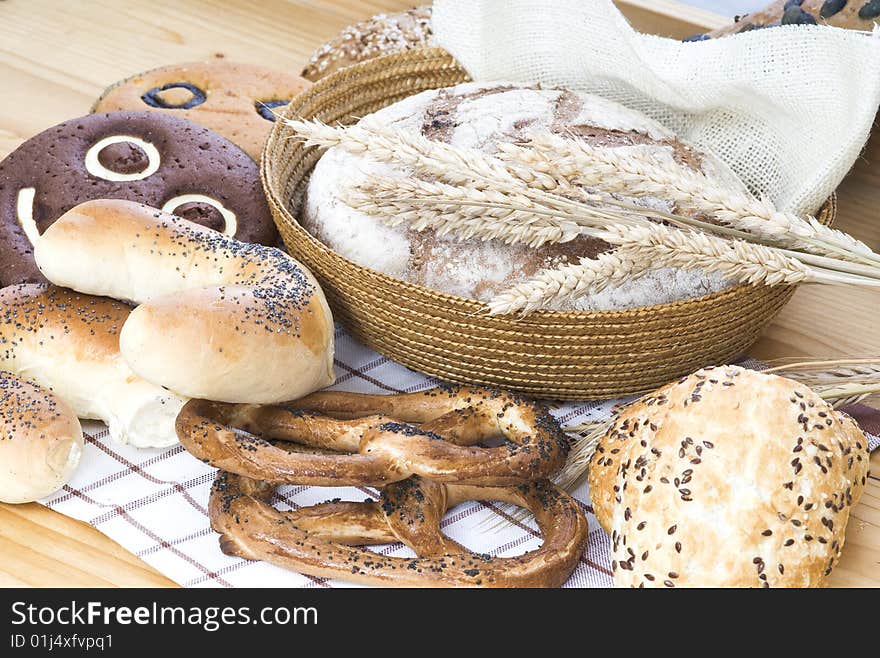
<box><xmin>301</xmin><ymin>6</ymin><xmax>434</xmax><ymax>81</ymax></box>
<box><xmin>699</xmin><ymin>0</ymin><xmax>878</xmax><ymax>40</ymax></box>
<box><xmin>588</xmin><ymin>365</ymin><xmax>870</xmax><ymax>587</ymax></box>
<box><xmin>302</xmin><ymin>82</ymin><xmax>740</xmax><ymax>311</ymax></box>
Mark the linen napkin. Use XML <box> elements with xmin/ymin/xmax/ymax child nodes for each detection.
<box><xmin>432</xmin><ymin>0</ymin><xmax>880</xmax><ymax>216</ymax></box>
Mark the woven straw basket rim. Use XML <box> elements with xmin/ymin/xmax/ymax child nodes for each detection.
<box><xmin>262</xmin><ymin>47</ymin><xmax>835</xmax><ymax>399</ymax></box>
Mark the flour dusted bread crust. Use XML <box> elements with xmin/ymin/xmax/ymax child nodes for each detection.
<box><xmin>705</xmin><ymin>1</ymin><xmax>877</xmax><ymax>38</ymax></box>
<box><xmin>35</xmin><ymin>199</ymin><xmax>335</xmax><ymax>404</ymax></box>
<box><xmin>302</xmin><ymin>82</ymin><xmax>737</xmax><ymax>311</ymax></box>
<box><xmin>0</xmin><ymin>372</ymin><xmax>83</xmax><ymax>503</ymax></box>
<box><xmin>301</xmin><ymin>6</ymin><xmax>433</xmax><ymax>81</ymax></box>
<box><xmin>588</xmin><ymin>365</ymin><xmax>870</xmax><ymax>587</ymax></box>
<box><xmin>0</xmin><ymin>284</ymin><xmax>185</xmax><ymax>448</ymax></box>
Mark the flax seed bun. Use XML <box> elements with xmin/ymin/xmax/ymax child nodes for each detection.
<box><xmin>588</xmin><ymin>365</ymin><xmax>870</xmax><ymax>587</ymax></box>
<box><xmin>0</xmin><ymin>371</ymin><xmax>83</xmax><ymax>503</ymax></box>
<box><xmin>700</xmin><ymin>1</ymin><xmax>875</xmax><ymax>40</ymax></box>
<box><xmin>301</xmin><ymin>6</ymin><xmax>434</xmax><ymax>82</ymax></box>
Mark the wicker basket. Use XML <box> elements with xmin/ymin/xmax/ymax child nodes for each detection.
<box><xmin>262</xmin><ymin>47</ymin><xmax>836</xmax><ymax>400</ymax></box>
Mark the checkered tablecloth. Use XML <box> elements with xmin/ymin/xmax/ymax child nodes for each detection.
<box><xmin>39</xmin><ymin>325</ymin><xmax>880</xmax><ymax>587</ymax></box>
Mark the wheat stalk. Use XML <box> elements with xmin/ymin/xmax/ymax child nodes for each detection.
<box><xmin>350</xmin><ymin>180</ymin><xmax>822</xmax><ymax>315</ymax></box>
<box><xmin>483</xmin><ymin>357</ymin><xmax>880</xmax><ymax>531</ymax></box>
<box><xmin>500</xmin><ymin>133</ymin><xmax>879</xmax><ymax>266</ymax></box>
<box><xmin>485</xmin><ymin>252</ymin><xmax>645</xmax><ymax>316</ymax></box>
<box><xmin>345</xmin><ymin>175</ymin><xmax>611</xmax><ymax>247</ymax></box>
<box><xmin>488</xmin><ymin>222</ymin><xmax>880</xmax><ymax>316</ymax></box>
<box><xmin>349</xmin><ymin>177</ymin><xmax>880</xmax><ymax>315</ymax></box>
<box><xmin>287</xmin><ymin>118</ymin><xmax>550</xmax><ymax>193</ymax></box>
<box><xmin>288</xmin><ymin>119</ymin><xmax>880</xmax><ymax>315</ymax></box>
<box><xmin>762</xmin><ymin>358</ymin><xmax>880</xmax><ymax>408</ymax></box>
<box><xmin>290</xmin><ymin>119</ymin><xmax>732</xmax><ymax>234</ymax></box>
<box><xmin>597</xmin><ymin>223</ymin><xmax>812</xmax><ymax>285</ymax></box>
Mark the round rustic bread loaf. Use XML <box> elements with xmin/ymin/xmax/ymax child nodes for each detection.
<box><xmin>588</xmin><ymin>365</ymin><xmax>870</xmax><ymax>587</ymax></box>
<box><xmin>302</xmin><ymin>82</ymin><xmax>740</xmax><ymax>311</ymax></box>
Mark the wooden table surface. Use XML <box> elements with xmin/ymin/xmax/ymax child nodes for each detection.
<box><xmin>0</xmin><ymin>0</ymin><xmax>877</xmax><ymax>588</ymax></box>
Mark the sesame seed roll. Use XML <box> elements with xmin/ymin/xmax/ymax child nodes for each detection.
<box><xmin>589</xmin><ymin>365</ymin><xmax>869</xmax><ymax>587</ymax></box>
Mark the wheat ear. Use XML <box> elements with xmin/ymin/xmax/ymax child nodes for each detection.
<box><xmin>346</xmin><ymin>178</ymin><xmax>582</xmax><ymax>248</ymax></box>
<box><xmin>486</xmin><ymin>357</ymin><xmax>880</xmax><ymax>531</ymax></box>
<box><xmin>286</xmin><ymin>118</ymin><xmax>551</xmax><ymax>192</ymax></box>
<box><xmin>500</xmin><ymin>133</ymin><xmax>879</xmax><ymax>265</ymax></box>
<box><xmin>488</xmin><ymin>223</ymin><xmax>834</xmax><ymax>317</ymax></box>
<box><xmin>486</xmin><ymin>251</ymin><xmax>646</xmax><ymax>316</ymax></box>
<box><xmin>763</xmin><ymin>358</ymin><xmax>880</xmax><ymax>407</ymax></box>
<box><xmin>596</xmin><ymin>223</ymin><xmax>813</xmax><ymax>286</ymax></box>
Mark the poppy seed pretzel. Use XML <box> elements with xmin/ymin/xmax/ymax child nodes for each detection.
<box><xmin>210</xmin><ymin>471</ymin><xmax>588</xmax><ymax>587</ymax></box>
<box><xmin>176</xmin><ymin>386</ymin><xmax>570</xmax><ymax>487</ymax></box>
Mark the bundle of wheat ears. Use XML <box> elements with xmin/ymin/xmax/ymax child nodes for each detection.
<box><xmin>559</xmin><ymin>358</ymin><xmax>880</xmax><ymax>492</ymax></box>
<box><xmin>496</xmin><ymin>357</ymin><xmax>880</xmax><ymax>528</ymax></box>
<box><xmin>288</xmin><ymin>118</ymin><xmax>880</xmax><ymax>316</ymax></box>
<box><xmin>288</xmin><ymin>119</ymin><xmax>879</xmax><ymax>527</ymax></box>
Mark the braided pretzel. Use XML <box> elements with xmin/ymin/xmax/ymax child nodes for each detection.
<box><xmin>176</xmin><ymin>386</ymin><xmax>570</xmax><ymax>487</ymax></box>
<box><xmin>211</xmin><ymin>471</ymin><xmax>588</xmax><ymax>587</ymax></box>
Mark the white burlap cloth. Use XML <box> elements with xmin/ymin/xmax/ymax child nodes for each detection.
<box><xmin>432</xmin><ymin>0</ymin><xmax>880</xmax><ymax>215</ymax></box>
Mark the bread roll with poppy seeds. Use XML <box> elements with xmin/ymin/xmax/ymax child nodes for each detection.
<box><xmin>588</xmin><ymin>365</ymin><xmax>869</xmax><ymax>587</ymax></box>
<box><xmin>34</xmin><ymin>199</ymin><xmax>335</xmax><ymax>404</ymax></box>
<box><xmin>0</xmin><ymin>284</ymin><xmax>184</xmax><ymax>448</ymax></box>
<box><xmin>0</xmin><ymin>371</ymin><xmax>83</xmax><ymax>503</ymax></box>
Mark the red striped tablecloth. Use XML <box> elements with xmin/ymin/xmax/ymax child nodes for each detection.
<box><xmin>40</xmin><ymin>326</ymin><xmax>880</xmax><ymax>587</ymax></box>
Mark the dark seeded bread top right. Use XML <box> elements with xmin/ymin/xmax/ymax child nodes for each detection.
<box><xmin>691</xmin><ymin>0</ymin><xmax>877</xmax><ymax>40</ymax></box>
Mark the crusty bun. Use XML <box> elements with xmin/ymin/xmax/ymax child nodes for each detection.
<box><xmin>301</xmin><ymin>6</ymin><xmax>434</xmax><ymax>82</ymax></box>
<box><xmin>34</xmin><ymin>199</ymin><xmax>335</xmax><ymax>403</ymax></box>
<box><xmin>588</xmin><ymin>365</ymin><xmax>870</xmax><ymax>587</ymax></box>
<box><xmin>0</xmin><ymin>284</ymin><xmax>185</xmax><ymax>448</ymax></box>
<box><xmin>0</xmin><ymin>371</ymin><xmax>83</xmax><ymax>503</ymax></box>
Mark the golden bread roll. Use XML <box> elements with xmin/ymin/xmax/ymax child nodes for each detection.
<box><xmin>0</xmin><ymin>284</ymin><xmax>183</xmax><ymax>448</ymax></box>
<box><xmin>0</xmin><ymin>371</ymin><xmax>83</xmax><ymax>503</ymax></box>
<box><xmin>34</xmin><ymin>199</ymin><xmax>335</xmax><ymax>403</ymax></box>
<box><xmin>588</xmin><ymin>365</ymin><xmax>869</xmax><ymax>587</ymax></box>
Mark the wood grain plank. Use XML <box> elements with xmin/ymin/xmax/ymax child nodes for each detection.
<box><xmin>0</xmin><ymin>505</ymin><xmax>175</xmax><ymax>587</ymax></box>
<box><xmin>0</xmin><ymin>0</ymin><xmax>875</xmax><ymax>588</ymax></box>
<box><xmin>613</xmin><ymin>0</ymin><xmax>728</xmax><ymax>36</ymax></box>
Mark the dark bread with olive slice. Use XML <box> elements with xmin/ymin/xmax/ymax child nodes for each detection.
<box><xmin>93</xmin><ymin>61</ymin><xmax>311</xmax><ymax>161</ymax></box>
<box><xmin>685</xmin><ymin>0</ymin><xmax>878</xmax><ymax>41</ymax></box>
